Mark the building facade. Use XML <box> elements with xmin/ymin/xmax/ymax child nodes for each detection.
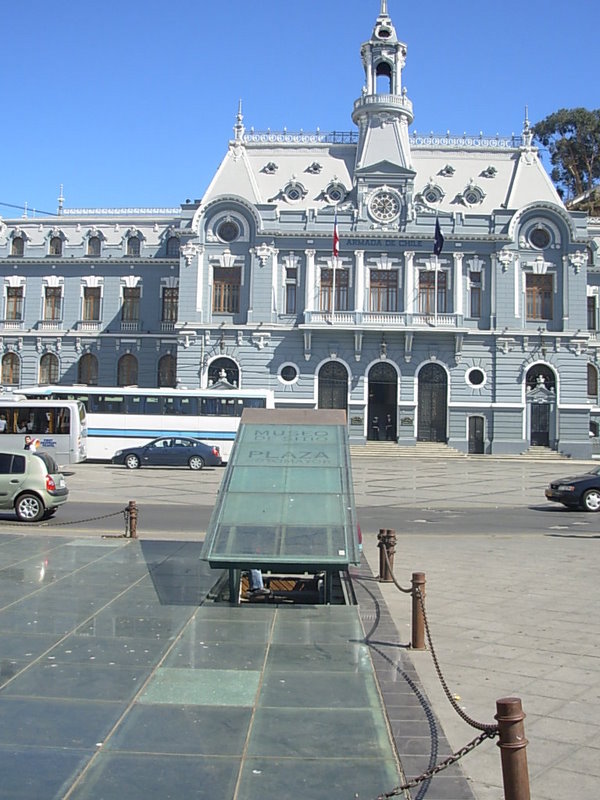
<box><xmin>1</xmin><ymin>1</ymin><xmax>598</xmax><ymax>457</ymax></box>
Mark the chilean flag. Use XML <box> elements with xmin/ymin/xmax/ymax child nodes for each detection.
<box><xmin>333</xmin><ymin>209</ymin><xmax>340</xmax><ymax>257</ymax></box>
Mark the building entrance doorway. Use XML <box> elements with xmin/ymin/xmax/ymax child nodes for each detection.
<box><xmin>417</xmin><ymin>363</ymin><xmax>448</xmax><ymax>442</ymax></box>
<box><xmin>367</xmin><ymin>362</ymin><xmax>397</xmax><ymax>441</ymax></box>
<box><xmin>530</xmin><ymin>404</ymin><xmax>550</xmax><ymax>447</ymax></box>
<box><xmin>318</xmin><ymin>361</ymin><xmax>348</xmax><ymax>413</ymax></box>
<box><xmin>526</xmin><ymin>364</ymin><xmax>556</xmax><ymax>449</ymax></box>
<box><xmin>468</xmin><ymin>416</ymin><xmax>485</xmax><ymax>454</ymax></box>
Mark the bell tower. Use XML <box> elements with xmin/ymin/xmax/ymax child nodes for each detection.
<box><xmin>352</xmin><ymin>1</ymin><xmax>415</xmax><ymax>224</ymax></box>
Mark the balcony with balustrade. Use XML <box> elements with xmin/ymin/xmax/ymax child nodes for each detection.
<box><xmin>303</xmin><ymin>310</ymin><xmax>464</xmax><ymax>329</ymax></box>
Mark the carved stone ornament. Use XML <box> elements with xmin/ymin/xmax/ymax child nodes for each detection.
<box><xmin>252</xmin><ymin>331</ymin><xmax>271</xmax><ymax>350</ymax></box>
<box><xmin>498</xmin><ymin>250</ymin><xmax>514</xmax><ymax>272</ymax></box>
<box><xmin>181</xmin><ymin>243</ymin><xmax>200</xmax><ymax>266</ymax></box>
<box><xmin>569</xmin><ymin>251</ymin><xmax>587</xmax><ymax>274</ymax></box>
<box><xmin>254</xmin><ymin>243</ymin><xmax>274</xmax><ymax>267</ymax></box>
<box><xmin>496</xmin><ymin>336</ymin><xmax>515</xmax><ymax>354</ymax></box>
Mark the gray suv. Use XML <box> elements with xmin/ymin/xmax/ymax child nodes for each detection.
<box><xmin>0</xmin><ymin>450</ymin><xmax>69</xmax><ymax>522</ymax></box>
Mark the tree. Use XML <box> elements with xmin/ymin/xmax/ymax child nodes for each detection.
<box><xmin>532</xmin><ymin>108</ymin><xmax>600</xmax><ymax>207</ymax></box>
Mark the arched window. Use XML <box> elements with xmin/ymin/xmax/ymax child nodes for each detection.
<box><xmin>526</xmin><ymin>364</ymin><xmax>556</xmax><ymax>392</ymax></box>
<box><xmin>588</xmin><ymin>364</ymin><xmax>598</xmax><ymax>398</ymax></box>
<box><xmin>78</xmin><ymin>353</ymin><xmax>98</xmax><ymax>386</ymax></box>
<box><xmin>39</xmin><ymin>353</ymin><xmax>59</xmax><ymax>385</ymax></box>
<box><xmin>49</xmin><ymin>236</ymin><xmax>63</xmax><ymax>256</ymax></box>
<box><xmin>318</xmin><ymin>361</ymin><xmax>348</xmax><ymax>411</ymax></box>
<box><xmin>208</xmin><ymin>358</ymin><xmax>239</xmax><ymax>387</ymax></box>
<box><xmin>127</xmin><ymin>236</ymin><xmax>141</xmax><ymax>257</ymax></box>
<box><xmin>1</xmin><ymin>353</ymin><xmax>20</xmax><ymax>386</ymax></box>
<box><xmin>11</xmin><ymin>237</ymin><xmax>24</xmax><ymax>257</ymax></box>
<box><xmin>117</xmin><ymin>354</ymin><xmax>138</xmax><ymax>386</ymax></box>
<box><xmin>88</xmin><ymin>236</ymin><xmax>101</xmax><ymax>257</ymax></box>
<box><xmin>158</xmin><ymin>354</ymin><xmax>176</xmax><ymax>387</ymax></box>
<box><xmin>166</xmin><ymin>237</ymin><xmax>180</xmax><ymax>257</ymax></box>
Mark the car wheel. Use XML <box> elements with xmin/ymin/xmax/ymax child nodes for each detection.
<box><xmin>581</xmin><ymin>489</ymin><xmax>600</xmax><ymax>512</ymax></box>
<box><xmin>125</xmin><ymin>454</ymin><xmax>141</xmax><ymax>470</ymax></box>
<box><xmin>188</xmin><ymin>455</ymin><xmax>205</xmax><ymax>471</ymax></box>
<box><xmin>15</xmin><ymin>493</ymin><xmax>45</xmax><ymax>523</ymax></box>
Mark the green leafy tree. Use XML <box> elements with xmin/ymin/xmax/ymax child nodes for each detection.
<box><xmin>532</xmin><ymin>108</ymin><xmax>600</xmax><ymax>208</ymax></box>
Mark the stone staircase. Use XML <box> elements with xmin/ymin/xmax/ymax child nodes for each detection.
<box><xmin>350</xmin><ymin>441</ymin><xmax>466</xmax><ymax>459</ymax></box>
<box><xmin>349</xmin><ymin>443</ymin><xmax>571</xmax><ymax>460</ymax></box>
<box><xmin>517</xmin><ymin>446</ymin><xmax>570</xmax><ymax>460</ymax></box>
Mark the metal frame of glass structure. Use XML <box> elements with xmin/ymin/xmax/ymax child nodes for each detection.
<box><xmin>201</xmin><ymin>409</ymin><xmax>360</xmax><ymax>603</ymax></box>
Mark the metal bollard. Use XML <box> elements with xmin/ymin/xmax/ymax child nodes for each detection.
<box><xmin>411</xmin><ymin>571</ymin><xmax>426</xmax><ymax>650</ymax></box>
<box><xmin>495</xmin><ymin>697</ymin><xmax>530</xmax><ymax>800</ymax></box>
<box><xmin>377</xmin><ymin>528</ymin><xmax>396</xmax><ymax>582</ymax></box>
<box><xmin>127</xmin><ymin>500</ymin><xmax>138</xmax><ymax>539</ymax></box>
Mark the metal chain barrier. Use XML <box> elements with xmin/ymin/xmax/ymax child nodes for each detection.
<box><xmin>380</xmin><ymin>543</ymin><xmax>498</xmax><ymax>733</ymax></box>
<box><xmin>9</xmin><ymin>507</ymin><xmax>131</xmax><ymax>532</ymax></box>
<box><xmin>377</xmin><ymin>538</ymin><xmax>412</xmax><ymax>593</ymax></box>
<box><xmin>375</xmin><ymin>729</ymin><xmax>498</xmax><ymax>798</ymax></box>
<box><xmin>367</xmin><ymin>543</ymin><xmax>501</xmax><ymax>799</ymax></box>
<box><xmin>413</xmin><ymin>585</ymin><xmax>498</xmax><ymax>733</ymax></box>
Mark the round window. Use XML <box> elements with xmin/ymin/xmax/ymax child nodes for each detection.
<box><xmin>326</xmin><ymin>183</ymin><xmax>346</xmax><ymax>204</ymax></box>
<box><xmin>216</xmin><ymin>220</ymin><xmax>240</xmax><ymax>243</ymax></box>
<box><xmin>529</xmin><ymin>226</ymin><xmax>551</xmax><ymax>249</ymax></box>
<box><xmin>280</xmin><ymin>365</ymin><xmax>298</xmax><ymax>383</ymax></box>
<box><xmin>464</xmin><ymin>191</ymin><xmax>481</xmax><ymax>205</ymax></box>
<box><xmin>467</xmin><ymin>368</ymin><xmax>485</xmax><ymax>387</ymax></box>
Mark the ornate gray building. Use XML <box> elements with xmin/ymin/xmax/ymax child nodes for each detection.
<box><xmin>1</xmin><ymin>1</ymin><xmax>598</xmax><ymax>457</ymax></box>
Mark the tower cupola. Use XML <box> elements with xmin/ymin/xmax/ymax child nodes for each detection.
<box><xmin>352</xmin><ymin>1</ymin><xmax>414</xmax><ymax>174</ymax></box>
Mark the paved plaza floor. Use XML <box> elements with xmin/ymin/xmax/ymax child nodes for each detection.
<box><xmin>0</xmin><ymin>455</ymin><xmax>598</xmax><ymax>799</ymax></box>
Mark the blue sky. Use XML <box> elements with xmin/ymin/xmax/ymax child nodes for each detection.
<box><xmin>2</xmin><ymin>0</ymin><xmax>597</xmax><ymax>217</ymax></box>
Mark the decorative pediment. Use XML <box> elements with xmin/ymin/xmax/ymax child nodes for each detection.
<box><xmin>355</xmin><ymin>160</ymin><xmax>416</xmax><ymax>177</ymax></box>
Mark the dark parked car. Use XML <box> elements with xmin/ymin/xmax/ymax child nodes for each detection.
<box><xmin>111</xmin><ymin>437</ymin><xmax>222</xmax><ymax>470</ymax></box>
<box><xmin>545</xmin><ymin>467</ymin><xmax>600</xmax><ymax>511</ymax></box>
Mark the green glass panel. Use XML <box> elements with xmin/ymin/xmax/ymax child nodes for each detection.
<box><xmin>202</xmin><ymin>412</ymin><xmax>359</xmax><ymax>569</ymax></box>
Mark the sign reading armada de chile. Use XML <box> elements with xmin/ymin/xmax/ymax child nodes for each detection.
<box><xmin>344</xmin><ymin>239</ymin><xmax>423</xmax><ymax>248</ymax></box>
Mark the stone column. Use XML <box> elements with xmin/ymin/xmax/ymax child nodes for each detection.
<box><xmin>271</xmin><ymin>248</ymin><xmax>279</xmax><ymax>321</ymax></box>
<box><xmin>453</xmin><ymin>252</ymin><xmax>464</xmax><ymax>316</ymax></box>
<box><xmin>354</xmin><ymin>250</ymin><xmax>365</xmax><ymax>313</ymax></box>
<box><xmin>404</xmin><ymin>251</ymin><xmax>415</xmax><ymax>314</ymax></box>
<box><xmin>305</xmin><ymin>249</ymin><xmax>316</xmax><ymax>311</ymax></box>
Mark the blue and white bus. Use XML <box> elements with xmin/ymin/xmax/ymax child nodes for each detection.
<box><xmin>18</xmin><ymin>386</ymin><xmax>274</xmax><ymax>461</ymax></box>
<box><xmin>0</xmin><ymin>397</ymin><xmax>88</xmax><ymax>464</ymax></box>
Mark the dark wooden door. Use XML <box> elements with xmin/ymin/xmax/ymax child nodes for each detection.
<box><xmin>468</xmin><ymin>416</ymin><xmax>484</xmax><ymax>454</ymax></box>
<box><xmin>417</xmin><ymin>364</ymin><xmax>447</xmax><ymax>442</ymax></box>
<box><xmin>531</xmin><ymin>403</ymin><xmax>550</xmax><ymax>446</ymax></box>
<box><xmin>318</xmin><ymin>361</ymin><xmax>348</xmax><ymax>412</ymax></box>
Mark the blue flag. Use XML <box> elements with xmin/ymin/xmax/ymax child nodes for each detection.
<box><xmin>434</xmin><ymin>217</ymin><xmax>444</xmax><ymax>256</ymax></box>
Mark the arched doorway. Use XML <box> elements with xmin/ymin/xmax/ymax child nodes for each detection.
<box><xmin>318</xmin><ymin>361</ymin><xmax>348</xmax><ymax>413</ymax></box>
<box><xmin>526</xmin><ymin>364</ymin><xmax>556</xmax><ymax>447</ymax></box>
<box><xmin>368</xmin><ymin>362</ymin><xmax>398</xmax><ymax>441</ymax></box>
<box><xmin>417</xmin><ymin>363</ymin><xmax>448</xmax><ymax>442</ymax></box>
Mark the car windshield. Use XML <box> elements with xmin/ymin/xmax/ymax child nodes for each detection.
<box><xmin>34</xmin><ymin>452</ymin><xmax>60</xmax><ymax>474</ymax></box>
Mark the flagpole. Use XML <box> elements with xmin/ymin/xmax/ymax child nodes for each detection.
<box><xmin>331</xmin><ymin>205</ymin><xmax>340</xmax><ymax>324</ymax></box>
<box><xmin>434</xmin><ymin>253</ymin><xmax>438</xmax><ymax>327</ymax></box>
<box><xmin>432</xmin><ymin>216</ymin><xmax>444</xmax><ymax>327</ymax></box>
<box><xmin>331</xmin><ymin>256</ymin><xmax>336</xmax><ymax>324</ymax></box>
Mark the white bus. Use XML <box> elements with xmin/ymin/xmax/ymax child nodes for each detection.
<box><xmin>0</xmin><ymin>398</ymin><xmax>88</xmax><ymax>464</ymax></box>
<box><xmin>18</xmin><ymin>386</ymin><xmax>275</xmax><ymax>461</ymax></box>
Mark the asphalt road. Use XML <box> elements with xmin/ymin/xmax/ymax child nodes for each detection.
<box><xmin>0</xmin><ymin>457</ymin><xmax>597</xmax><ymax>538</ymax></box>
